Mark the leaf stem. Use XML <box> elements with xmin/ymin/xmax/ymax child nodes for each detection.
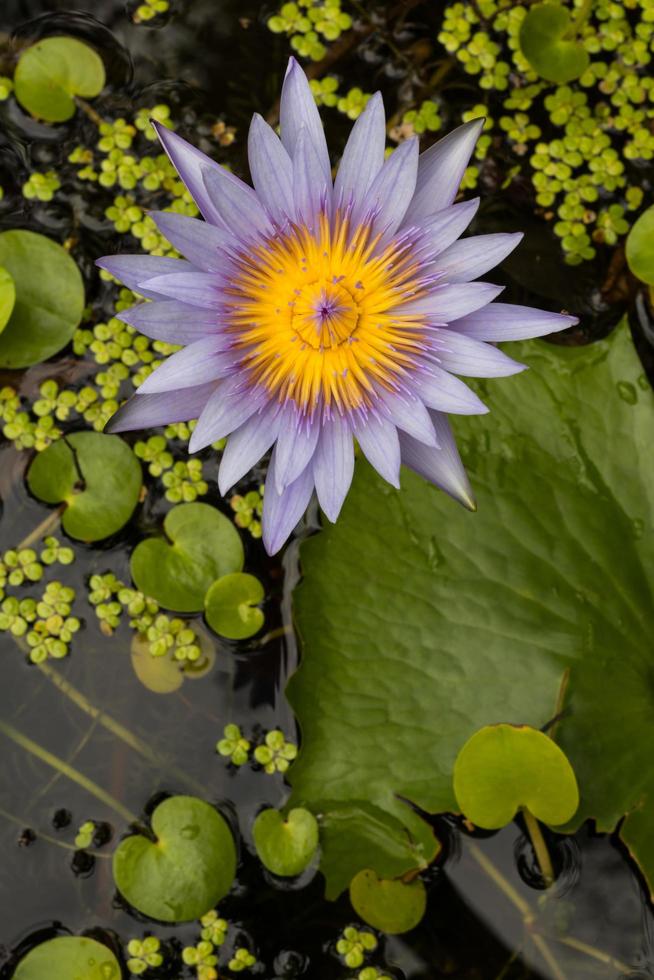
<box><xmin>0</xmin><ymin>719</ymin><xmax>138</xmax><ymax>824</ymax></box>
<box><xmin>469</xmin><ymin>838</ymin><xmax>629</xmax><ymax>978</ymax></box>
<box><xmin>522</xmin><ymin>807</ymin><xmax>555</xmax><ymax>887</ymax></box>
<box><xmin>17</xmin><ymin>504</ymin><xmax>65</xmax><ymax>550</ymax></box>
<box><xmin>0</xmin><ymin>804</ymin><xmax>110</xmax><ymax>857</ymax></box>
<box><xmin>468</xmin><ymin>840</ymin><xmax>534</xmax><ymax>919</ymax></box>
<box><xmin>74</xmin><ymin>96</ymin><xmax>103</xmax><ymax>127</ymax></box>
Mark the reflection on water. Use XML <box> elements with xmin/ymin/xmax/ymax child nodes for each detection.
<box><xmin>0</xmin><ymin>2</ymin><xmax>653</xmax><ymax>977</ymax></box>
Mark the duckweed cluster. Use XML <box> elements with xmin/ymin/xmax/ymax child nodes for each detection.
<box><xmin>132</xmin><ymin>0</ymin><xmax>170</xmax><ymax>24</ymax></box>
<box><xmin>336</xmin><ymin>926</ymin><xmax>378</xmax><ymax>969</ymax></box>
<box><xmin>254</xmin><ymin>729</ymin><xmax>299</xmax><ymax>774</ymax></box>
<box><xmin>180</xmin><ymin>910</ymin><xmax>257</xmax><ymax>979</ymax></box>
<box><xmin>268</xmin><ymin>0</ymin><xmax>352</xmax><ymax>62</ymax></box>
<box><xmin>434</xmin><ymin>0</ymin><xmax>654</xmax><ymax>264</ymax></box>
<box><xmin>229</xmin><ymin>487</ymin><xmax>264</xmax><ymax>539</ymax></box>
<box><xmin>216</xmin><ymin>724</ymin><xmax>298</xmax><ymax>774</ymax></box>
<box><xmin>0</xmin><ymin>538</ymin><xmax>79</xmax><ymax>662</ymax></box>
<box><xmin>126</xmin><ymin>936</ymin><xmax>165</xmax><ymax>974</ymax></box>
<box><xmin>87</xmin><ymin>572</ymin><xmax>203</xmax><ymax>663</ymax></box>
<box><xmin>74</xmin><ymin>820</ymin><xmax>97</xmax><ymax>849</ymax></box>
<box><xmin>284</xmin><ymin>0</ymin><xmax>654</xmax><ymax>265</ymax></box>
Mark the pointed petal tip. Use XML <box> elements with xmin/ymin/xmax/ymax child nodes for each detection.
<box><xmin>285</xmin><ymin>55</ymin><xmax>300</xmax><ymax>78</ymax></box>
<box><xmin>447</xmin><ymin>477</ymin><xmax>476</xmax><ymax>511</ymax></box>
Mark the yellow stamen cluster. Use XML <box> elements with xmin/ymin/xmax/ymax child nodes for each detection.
<box><xmin>223</xmin><ymin>211</ymin><xmax>429</xmax><ymax>414</ymax></box>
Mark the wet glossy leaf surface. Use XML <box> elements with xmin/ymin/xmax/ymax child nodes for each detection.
<box><xmin>112</xmin><ymin>795</ymin><xmax>237</xmax><ymax>921</ymax></box>
<box><xmin>12</xmin><ymin>936</ymin><xmax>120</xmax><ymax>980</ymax></box>
<box><xmin>0</xmin><ymin>231</ymin><xmax>84</xmax><ymax>368</ymax></box>
<box><xmin>0</xmin><ymin>266</ymin><xmax>16</xmax><ymax>333</ymax></box>
<box><xmin>626</xmin><ymin>206</ymin><xmax>654</xmax><ymax>286</ymax></box>
<box><xmin>290</xmin><ymin>323</ymin><xmax>654</xmax><ymax>888</ymax></box>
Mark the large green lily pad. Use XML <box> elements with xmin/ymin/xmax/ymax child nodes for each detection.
<box><xmin>289</xmin><ymin>323</ymin><xmax>654</xmax><ymax>892</ymax></box>
<box><xmin>131</xmin><ymin>503</ymin><xmax>244</xmax><ymax>612</ymax></box>
<box><xmin>453</xmin><ymin>724</ymin><xmax>579</xmax><ymax>829</ymax></box>
<box><xmin>0</xmin><ymin>230</ymin><xmax>84</xmax><ymax>368</ymax></box>
<box><xmin>626</xmin><ymin>205</ymin><xmax>654</xmax><ymax>286</ymax></box>
<box><xmin>14</xmin><ymin>36</ymin><xmax>106</xmax><ymax>123</ymax></box>
<box><xmin>28</xmin><ymin>432</ymin><xmax>142</xmax><ymax>541</ymax></box>
<box><xmin>0</xmin><ymin>267</ymin><xmax>15</xmax><ymax>333</ymax></box>
<box><xmin>13</xmin><ymin>936</ymin><xmax>120</xmax><ymax>980</ymax></box>
<box><xmin>113</xmin><ymin>795</ymin><xmax>237</xmax><ymax>922</ymax></box>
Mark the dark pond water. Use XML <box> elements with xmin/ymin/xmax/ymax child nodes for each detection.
<box><xmin>1</xmin><ymin>2</ymin><xmax>653</xmax><ymax>978</ymax></box>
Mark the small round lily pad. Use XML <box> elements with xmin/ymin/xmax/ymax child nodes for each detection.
<box><xmin>0</xmin><ymin>230</ymin><xmax>84</xmax><ymax>368</ymax></box>
<box><xmin>626</xmin><ymin>206</ymin><xmax>654</xmax><ymax>286</ymax></box>
<box><xmin>0</xmin><ymin>267</ymin><xmax>16</xmax><ymax>333</ymax></box>
<box><xmin>131</xmin><ymin>503</ymin><xmax>244</xmax><ymax>613</ymax></box>
<box><xmin>113</xmin><ymin>795</ymin><xmax>237</xmax><ymax>922</ymax></box>
<box><xmin>13</xmin><ymin>935</ymin><xmax>121</xmax><ymax>980</ymax></box>
<box><xmin>15</xmin><ymin>36</ymin><xmax>106</xmax><ymax>122</ymax></box>
<box><xmin>204</xmin><ymin>572</ymin><xmax>264</xmax><ymax>640</ymax></box>
<box><xmin>131</xmin><ymin>624</ymin><xmax>215</xmax><ymax>692</ymax></box>
<box><xmin>519</xmin><ymin>3</ymin><xmax>590</xmax><ymax>83</ymax></box>
<box><xmin>453</xmin><ymin>723</ymin><xmax>579</xmax><ymax>830</ymax></box>
<box><xmin>253</xmin><ymin>807</ymin><xmax>319</xmax><ymax>877</ymax></box>
<box><xmin>27</xmin><ymin>432</ymin><xmax>142</xmax><ymax>541</ymax></box>
<box><xmin>131</xmin><ymin>633</ymin><xmax>184</xmax><ymax>694</ymax></box>
<box><xmin>349</xmin><ymin>870</ymin><xmax>427</xmax><ymax>935</ymax></box>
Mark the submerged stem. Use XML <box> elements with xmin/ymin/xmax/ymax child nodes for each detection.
<box><xmin>548</xmin><ymin>934</ymin><xmax>631</xmax><ymax>974</ymax></box>
<box><xmin>37</xmin><ymin>662</ymin><xmax>207</xmax><ymax>797</ymax></box>
<box><xmin>522</xmin><ymin>807</ymin><xmax>555</xmax><ymax>888</ymax></box>
<box><xmin>0</xmin><ymin>719</ymin><xmax>137</xmax><ymax>824</ymax></box>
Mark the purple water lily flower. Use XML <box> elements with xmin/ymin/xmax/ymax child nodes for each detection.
<box><xmin>98</xmin><ymin>58</ymin><xmax>576</xmax><ymax>554</ymax></box>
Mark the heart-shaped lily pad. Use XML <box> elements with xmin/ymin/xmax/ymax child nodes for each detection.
<box><xmin>131</xmin><ymin>503</ymin><xmax>244</xmax><ymax>613</ymax></box>
<box><xmin>28</xmin><ymin>432</ymin><xmax>142</xmax><ymax>541</ymax></box>
<box><xmin>253</xmin><ymin>807</ymin><xmax>319</xmax><ymax>877</ymax></box>
<box><xmin>0</xmin><ymin>230</ymin><xmax>84</xmax><ymax>368</ymax></box>
<box><xmin>519</xmin><ymin>3</ymin><xmax>590</xmax><ymax>83</ymax></box>
<box><xmin>13</xmin><ymin>935</ymin><xmax>121</xmax><ymax>980</ymax></box>
<box><xmin>113</xmin><ymin>795</ymin><xmax>237</xmax><ymax>922</ymax></box>
<box><xmin>0</xmin><ymin>267</ymin><xmax>15</xmax><ymax>333</ymax></box>
<box><xmin>626</xmin><ymin>206</ymin><xmax>654</xmax><ymax>286</ymax></box>
<box><xmin>204</xmin><ymin>572</ymin><xmax>264</xmax><ymax>640</ymax></box>
<box><xmin>453</xmin><ymin>724</ymin><xmax>579</xmax><ymax>830</ymax></box>
<box><xmin>349</xmin><ymin>870</ymin><xmax>427</xmax><ymax>935</ymax></box>
<box><xmin>14</xmin><ymin>36</ymin><xmax>106</xmax><ymax>123</ymax></box>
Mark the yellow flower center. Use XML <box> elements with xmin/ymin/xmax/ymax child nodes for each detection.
<box><xmin>224</xmin><ymin>210</ymin><xmax>429</xmax><ymax>415</ymax></box>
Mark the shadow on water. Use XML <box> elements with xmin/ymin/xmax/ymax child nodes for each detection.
<box><xmin>0</xmin><ymin>2</ymin><xmax>653</xmax><ymax>977</ymax></box>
